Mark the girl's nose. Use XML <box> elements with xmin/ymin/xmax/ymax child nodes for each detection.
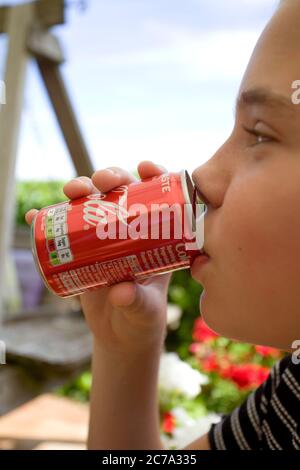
<box><xmin>192</xmin><ymin>143</ymin><xmax>231</xmax><ymax>210</ymax></box>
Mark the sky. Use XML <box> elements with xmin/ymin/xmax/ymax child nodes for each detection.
<box><xmin>0</xmin><ymin>0</ymin><xmax>279</xmax><ymax>180</ymax></box>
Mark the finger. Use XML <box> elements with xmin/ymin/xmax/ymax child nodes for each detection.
<box><xmin>63</xmin><ymin>176</ymin><xmax>98</xmax><ymax>200</ymax></box>
<box><xmin>91</xmin><ymin>167</ymin><xmax>137</xmax><ymax>193</ymax></box>
<box><xmin>107</xmin><ymin>280</ymin><xmax>165</xmax><ymax>320</ymax></box>
<box><xmin>107</xmin><ymin>281</ymin><xmax>138</xmax><ymax>308</ymax></box>
<box><xmin>25</xmin><ymin>209</ymin><xmax>39</xmax><ymax>225</ymax></box>
<box><xmin>137</xmin><ymin>161</ymin><xmax>167</xmax><ymax>180</ymax></box>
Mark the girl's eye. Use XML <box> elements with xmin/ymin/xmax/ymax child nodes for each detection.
<box><xmin>242</xmin><ymin>125</ymin><xmax>274</xmax><ymax>146</ymax></box>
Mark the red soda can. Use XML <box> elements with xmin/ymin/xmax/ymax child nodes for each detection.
<box><xmin>31</xmin><ymin>170</ymin><xmax>206</xmax><ymax>297</ymax></box>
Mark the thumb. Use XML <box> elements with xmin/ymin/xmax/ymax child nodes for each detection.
<box><xmin>107</xmin><ymin>281</ymin><xmax>144</xmax><ymax>312</ymax></box>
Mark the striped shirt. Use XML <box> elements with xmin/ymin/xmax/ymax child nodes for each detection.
<box><xmin>208</xmin><ymin>354</ymin><xmax>300</xmax><ymax>450</ymax></box>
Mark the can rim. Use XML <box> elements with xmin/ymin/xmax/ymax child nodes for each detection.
<box><xmin>180</xmin><ymin>169</ymin><xmax>197</xmax><ymax>242</ymax></box>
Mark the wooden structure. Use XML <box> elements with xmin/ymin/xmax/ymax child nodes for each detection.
<box><xmin>0</xmin><ymin>0</ymin><xmax>94</xmax><ymax>316</ymax></box>
<box><xmin>0</xmin><ymin>0</ymin><xmax>94</xmax><ymax>415</ymax></box>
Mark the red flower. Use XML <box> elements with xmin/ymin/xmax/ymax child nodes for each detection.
<box><xmin>220</xmin><ymin>363</ymin><xmax>270</xmax><ymax>390</ymax></box>
<box><xmin>201</xmin><ymin>352</ymin><xmax>220</xmax><ymax>372</ymax></box>
<box><xmin>192</xmin><ymin>318</ymin><xmax>219</xmax><ymax>343</ymax></box>
<box><xmin>162</xmin><ymin>412</ymin><xmax>176</xmax><ymax>434</ymax></box>
<box><xmin>189</xmin><ymin>343</ymin><xmax>201</xmax><ymax>354</ymax></box>
<box><xmin>255</xmin><ymin>345</ymin><xmax>281</xmax><ymax>358</ymax></box>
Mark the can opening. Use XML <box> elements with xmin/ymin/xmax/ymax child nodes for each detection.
<box><xmin>182</xmin><ymin>170</ymin><xmax>198</xmax><ymax>232</ymax></box>
<box><xmin>180</xmin><ymin>169</ymin><xmax>206</xmax><ymax>251</ymax></box>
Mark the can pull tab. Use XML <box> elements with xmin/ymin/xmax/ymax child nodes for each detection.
<box><xmin>192</xmin><ymin>186</ymin><xmax>197</xmax><ymax>233</ymax></box>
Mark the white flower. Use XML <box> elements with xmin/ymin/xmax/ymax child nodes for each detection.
<box><xmin>173</xmin><ymin>412</ymin><xmax>221</xmax><ymax>448</ymax></box>
<box><xmin>171</xmin><ymin>407</ymin><xmax>195</xmax><ymax>428</ymax></box>
<box><xmin>158</xmin><ymin>352</ymin><xmax>209</xmax><ymax>399</ymax></box>
<box><xmin>166</xmin><ymin>303</ymin><xmax>183</xmax><ymax>330</ymax></box>
<box><xmin>161</xmin><ymin>407</ymin><xmax>221</xmax><ymax>449</ymax></box>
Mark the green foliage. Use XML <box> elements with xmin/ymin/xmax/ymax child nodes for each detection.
<box><xmin>16</xmin><ymin>181</ymin><xmax>67</xmax><ymax>226</ymax></box>
<box><xmin>57</xmin><ymin>371</ymin><xmax>92</xmax><ymax>402</ymax></box>
<box><xmin>201</xmin><ymin>376</ymin><xmax>249</xmax><ymax>415</ymax></box>
<box><xmin>159</xmin><ymin>388</ymin><xmax>207</xmax><ymax>419</ymax></box>
<box><xmin>166</xmin><ymin>269</ymin><xmax>203</xmax><ymax>360</ymax></box>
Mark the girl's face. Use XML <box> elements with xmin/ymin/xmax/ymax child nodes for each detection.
<box><xmin>191</xmin><ymin>1</ymin><xmax>300</xmax><ymax>351</ymax></box>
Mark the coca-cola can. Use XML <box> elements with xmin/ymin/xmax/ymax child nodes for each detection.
<box><xmin>31</xmin><ymin>170</ymin><xmax>206</xmax><ymax>297</ymax></box>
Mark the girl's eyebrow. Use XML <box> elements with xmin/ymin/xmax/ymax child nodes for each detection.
<box><xmin>233</xmin><ymin>87</ymin><xmax>299</xmax><ymax>120</ymax></box>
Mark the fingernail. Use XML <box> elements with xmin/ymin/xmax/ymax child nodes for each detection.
<box><xmin>74</xmin><ymin>177</ymin><xmax>93</xmax><ymax>190</ymax></box>
<box><xmin>105</xmin><ymin>168</ymin><xmax>117</xmax><ymax>175</ymax></box>
<box><xmin>157</xmin><ymin>165</ymin><xmax>166</xmax><ymax>172</ymax></box>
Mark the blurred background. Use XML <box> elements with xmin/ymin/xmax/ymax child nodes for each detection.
<box><xmin>0</xmin><ymin>0</ymin><xmax>280</xmax><ymax>179</ymax></box>
<box><xmin>0</xmin><ymin>0</ymin><xmax>284</xmax><ymax>451</ymax></box>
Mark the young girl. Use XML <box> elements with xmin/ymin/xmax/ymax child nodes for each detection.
<box><xmin>26</xmin><ymin>0</ymin><xmax>300</xmax><ymax>450</ymax></box>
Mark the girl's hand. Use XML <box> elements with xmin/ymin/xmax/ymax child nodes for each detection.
<box><xmin>26</xmin><ymin>161</ymin><xmax>172</xmax><ymax>356</ymax></box>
